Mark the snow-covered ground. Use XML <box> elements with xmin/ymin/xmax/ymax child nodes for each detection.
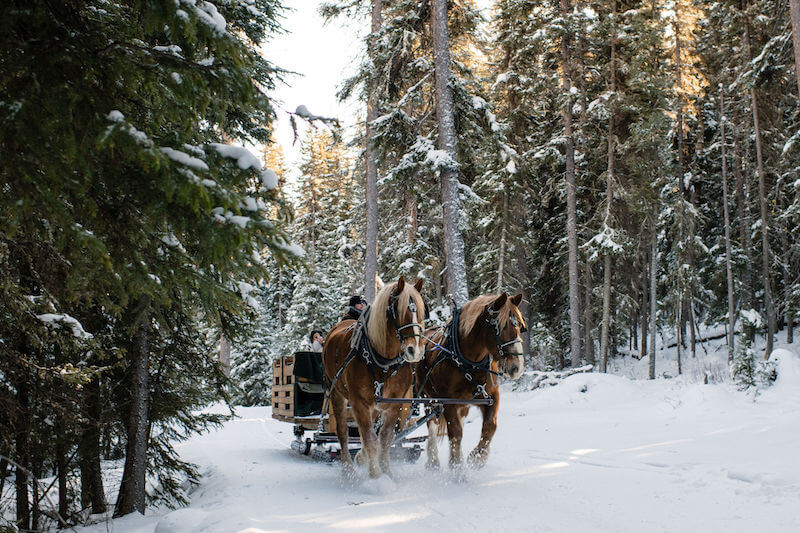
<box><xmin>78</xmin><ymin>332</ymin><xmax>800</xmax><ymax>533</ymax></box>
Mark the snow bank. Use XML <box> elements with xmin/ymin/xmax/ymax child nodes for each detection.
<box><xmin>762</xmin><ymin>349</ymin><xmax>800</xmax><ymax>404</ymax></box>
<box><xmin>154</xmin><ymin>508</ymin><xmax>210</xmax><ymax>533</ymax></box>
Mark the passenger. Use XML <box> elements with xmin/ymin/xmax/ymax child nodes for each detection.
<box><xmin>309</xmin><ymin>330</ymin><xmax>324</xmax><ymax>353</ymax></box>
<box><xmin>342</xmin><ymin>295</ymin><xmax>367</xmax><ymax>321</ymax></box>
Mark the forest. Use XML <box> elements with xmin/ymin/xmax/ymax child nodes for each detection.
<box><xmin>1</xmin><ymin>0</ymin><xmax>799</xmax><ymax>530</ymax></box>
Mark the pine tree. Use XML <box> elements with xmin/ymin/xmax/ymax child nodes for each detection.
<box><xmin>1</xmin><ymin>0</ymin><xmax>295</xmax><ymax>523</ymax></box>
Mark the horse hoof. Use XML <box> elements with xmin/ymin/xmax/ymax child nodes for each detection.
<box><xmin>425</xmin><ymin>460</ymin><xmax>441</xmax><ymax>471</ymax></box>
<box><xmin>355</xmin><ymin>450</ymin><xmax>366</xmax><ymax>466</ymax></box>
<box><xmin>467</xmin><ymin>452</ymin><xmax>488</xmax><ymax>469</ymax></box>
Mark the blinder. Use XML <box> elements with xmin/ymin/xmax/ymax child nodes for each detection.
<box><xmin>387</xmin><ymin>293</ymin><xmax>424</xmax><ymax>343</ymax></box>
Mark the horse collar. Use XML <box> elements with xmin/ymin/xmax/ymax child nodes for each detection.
<box><xmin>446</xmin><ymin>306</ymin><xmax>492</xmax><ymax>374</ymax></box>
<box><xmin>358</xmin><ymin>306</ymin><xmax>405</xmax><ymax>371</ymax></box>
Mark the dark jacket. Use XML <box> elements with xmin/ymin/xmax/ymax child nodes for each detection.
<box><xmin>342</xmin><ymin>306</ymin><xmax>362</xmax><ymax>321</ymax></box>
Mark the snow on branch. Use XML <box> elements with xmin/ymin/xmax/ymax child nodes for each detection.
<box><xmin>583</xmin><ymin>225</ymin><xmax>625</xmax><ymax>261</ymax></box>
<box><xmin>37</xmin><ymin>313</ymin><xmax>93</xmax><ymax>340</ymax></box>
<box><xmin>180</xmin><ymin>0</ymin><xmax>228</xmax><ymax>35</ymax></box>
<box><xmin>161</xmin><ymin>147</ymin><xmax>209</xmax><ymax>171</ymax></box>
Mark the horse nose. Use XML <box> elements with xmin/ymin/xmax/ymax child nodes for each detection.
<box><xmin>406</xmin><ymin>345</ymin><xmax>416</xmax><ymax>359</ymax></box>
<box><xmin>508</xmin><ymin>364</ymin><xmax>521</xmax><ymax>378</ymax></box>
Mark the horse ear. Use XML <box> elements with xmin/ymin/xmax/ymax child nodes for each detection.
<box><xmin>395</xmin><ymin>276</ymin><xmax>406</xmax><ymax>294</ymax></box>
<box><xmin>511</xmin><ymin>293</ymin><xmax>523</xmax><ymax>306</ymax></box>
<box><xmin>413</xmin><ymin>278</ymin><xmax>424</xmax><ymax>293</ymax></box>
<box><xmin>375</xmin><ymin>275</ymin><xmax>385</xmax><ymax>291</ymax></box>
<box><xmin>490</xmin><ymin>292</ymin><xmax>508</xmax><ymax>312</ymax></box>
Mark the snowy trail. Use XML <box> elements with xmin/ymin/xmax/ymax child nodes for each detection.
<box><xmin>78</xmin><ymin>350</ymin><xmax>800</xmax><ymax>533</ymax></box>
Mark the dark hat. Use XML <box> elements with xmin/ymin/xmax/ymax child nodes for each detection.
<box><xmin>348</xmin><ymin>295</ymin><xmax>366</xmax><ymax>307</ymax></box>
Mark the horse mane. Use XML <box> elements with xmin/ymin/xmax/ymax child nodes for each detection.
<box><xmin>367</xmin><ymin>280</ymin><xmax>425</xmax><ymax>356</ymax></box>
<box><xmin>458</xmin><ymin>294</ymin><xmax>526</xmax><ymax>339</ymax></box>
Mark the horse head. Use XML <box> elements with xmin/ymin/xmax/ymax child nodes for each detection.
<box><xmin>484</xmin><ymin>292</ymin><xmax>527</xmax><ymax>380</ymax></box>
<box><xmin>370</xmin><ymin>276</ymin><xmax>426</xmax><ymax>363</ymax></box>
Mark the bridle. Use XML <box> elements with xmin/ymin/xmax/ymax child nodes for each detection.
<box><xmin>486</xmin><ymin>308</ymin><xmax>526</xmax><ymax>362</ymax></box>
<box><xmin>387</xmin><ymin>293</ymin><xmax>424</xmax><ymax>344</ymax></box>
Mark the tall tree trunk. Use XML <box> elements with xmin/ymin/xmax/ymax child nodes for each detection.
<box><xmin>600</xmin><ymin>254</ymin><xmax>612</xmax><ymax>373</ymax></box>
<box><xmin>431</xmin><ymin>0</ymin><xmax>468</xmax><ymax>306</ymax></box>
<box><xmin>576</xmin><ymin>10</ymin><xmax>593</xmax><ymax>366</ymax></box>
<box><xmin>32</xmin><ymin>461</ymin><xmax>40</xmax><ymax>530</ymax></box>
<box><xmin>497</xmin><ymin>191</ymin><xmax>507</xmax><ymax>292</ymax></box>
<box><xmin>743</xmin><ymin>16</ymin><xmax>776</xmax><ymax>358</ymax></box>
<box><xmin>649</xmin><ymin>233</ymin><xmax>658</xmax><ymax>380</ymax></box>
<box><xmin>790</xmin><ymin>0</ymin><xmax>800</xmax><ymax>100</ymax></box>
<box><xmin>561</xmin><ymin>0</ymin><xmax>581</xmax><ymax>367</ymax></box>
<box><xmin>781</xmin><ymin>220</ymin><xmax>794</xmax><ymax>344</ymax></box>
<box><xmin>56</xmin><ymin>415</ymin><xmax>69</xmax><ymax>523</ymax></box>
<box><xmin>720</xmin><ymin>84</ymin><xmax>736</xmax><ymax>362</ymax></box>
<box><xmin>15</xmin><ymin>379</ymin><xmax>30</xmax><ymax>531</ymax></box>
<box><xmin>79</xmin><ymin>377</ymin><xmax>107</xmax><ymax>514</ymax></box>
<box><xmin>114</xmin><ymin>299</ymin><xmax>151</xmax><ymax>517</ymax></box>
<box><xmin>600</xmin><ymin>0</ymin><xmax>616</xmax><ymax>373</ymax></box>
<box><xmin>732</xmin><ymin>113</ymin><xmax>754</xmax><ymax>308</ymax></box>
<box><xmin>364</xmin><ymin>0</ymin><xmax>383</xmax><ymax>303</ymax></box>
<box><xmin>641</xmin><ymin>274</ymin><xmax>648</xmax><ymax>359</ymax></box>
<box><xmin>584</xmin><ymin>263</ymin><xmax>595</xmax><ymax>365</ymax></box>
<box><xmin>676</xmin><ymin>307</ymin><xmax>682</xmax><ymax>375</ymax></box>
<box><xmin>515</xmin><ymin>242</ymin><xmax>532</xmax><ymax>359</ymax></box>
<box><xmin>674</xmin><ymin>9</ymin><xmax>689</xmax><ymax>351</ymax></box>
<box><xmin>407</xmin><ymin>193</ymin><xmax>418</xmax><ymax>244</ymax></box>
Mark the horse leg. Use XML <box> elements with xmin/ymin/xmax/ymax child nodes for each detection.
<box><xmin>353</xmin><ymin>405</ymin><xmax>382</xmax><ymax>478</ymax></box>
<box><xmin>377</xmin><ymin>406</ymin><xmax>399</xmax><ymax>478</ymax></box>
<box><xmin>425</xmin><ymin>416</ymin><xmax>442</xmax><ymax>470</ymax></box>
<box><xmin>445</xmin><ymin>405</ymin><xmax>466</xmax><ymax>470</ymax></box>
<box><xmin>468</xmin><ymin>402</ymin><xmax>498</xmax><ymax>468</ymax></box>
<box><xmin>331</xmin><ymin>390</ymin><xmax>354</xmax><ymax>475</ymax></box>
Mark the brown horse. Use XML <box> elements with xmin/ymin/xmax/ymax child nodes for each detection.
<box><xmin>417</xmin><ymin>292</ymin><xmax>526</xmax><ymax>470</ymax></box>
<box><xmin>322</xmin><ymin>276</ymin><xmax>426</xmax><ymax>479</ymax></box>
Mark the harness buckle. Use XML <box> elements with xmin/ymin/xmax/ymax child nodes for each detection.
<box><xmin>374</xmin><ymin>380</ymin><xmax>383</xmax><ymax>397</ymax></box>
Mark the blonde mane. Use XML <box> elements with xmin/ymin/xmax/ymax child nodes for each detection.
<box><xmin>366</xmin><ymin>280</ymin><xmax>425</xmax><ymax>356</ymax></box>
<box><xmin>458</xmin><ymin>294</ymin><xmax>526</xmax><ymax>339</ymax></box>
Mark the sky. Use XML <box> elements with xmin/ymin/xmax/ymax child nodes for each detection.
<box><xmin>261</xmin><ymin>2</ymin><xmax>367</xmax><ymax>175</ymax></box>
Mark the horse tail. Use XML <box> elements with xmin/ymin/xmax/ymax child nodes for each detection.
<box><xmin>428</xmin><ymin>413</ymin><xmax>447</xmax><ymax>438</ymax></box>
